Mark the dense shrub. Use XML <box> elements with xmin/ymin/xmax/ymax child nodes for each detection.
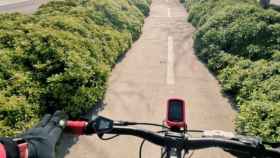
<box><xmin>186</xmin><ymin>0</ymin><xmax>280</xmax><ymax>142</ymax></box>
<box><xmin>129</xmin><ymin>0</ymin><xmax>152</xmax><ymax>16</ymax></box>
<box><xmin>237</xmin><ymin>100</ymin><xmax>280</xmax><ymax>143</ymax></box>
<box><xmin>0</xmin><ymin>0</ymin><xmax>151</xmax><ymax>136</ymax></box>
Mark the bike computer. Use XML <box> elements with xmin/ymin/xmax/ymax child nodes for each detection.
<box><xmin>165</xmin><ymin>98</ymin><xmax>187</xmax><ymax>130</ymax></box>
<box><xmin>94</xmin><ymin>116</ymin><xmax>113</xmax><ymax>134</ymax></box>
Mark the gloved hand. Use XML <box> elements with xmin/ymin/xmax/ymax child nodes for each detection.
<box><xmin>20</xmin><ymin>111</ymin><xmax>68</xmax><ymax>158</ymax></box>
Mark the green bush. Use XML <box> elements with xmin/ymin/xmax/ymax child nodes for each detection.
<box><xmin>0</xmin><ymin>0</ymin><xmax>151</xmax><ymax>136</ymax></box>
<box><xmin>237</xmin><ymin>101</ymin><xmax>280</xmax><ymax>143</ymax></box>
<box><xmin>129</xmin><ymin>0</ymin><xmax>152</xmax><ymax>16</ymax></box>
<box><xmin>180</xmin><ymin>0</ymin><xmax>186</xmax><ymax>3</ymax></box>
<box><xmin>193</xmin><ymin>4</ymin><xmax>280</xmax><ymax>61</ymax></box>
<box><xmin>186</xmin><ymin>0</ymin><xmax>280</xmax><ymax>143</ymax></box>
<box><xmin>0</xmin><ymin>94</ymin><xmax>39</xmax><ymax>136</ymax></box>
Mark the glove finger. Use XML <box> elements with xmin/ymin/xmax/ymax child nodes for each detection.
<box><xmin>51</xmin><ymin>111</ymin><xmax>68</xmax><ymax>123</ymax></box>
<box><xmin>48</xmin><ymin>127</ymin><xmax>63</xmax><ymax>146</ymax></box>
<box><xmin>35</xmin><ymin>114</ymin><xmax>52</xmax><ymax>128</ymax></box>
<box><xmin>45</xmin><ymin>111</ymin><xmax>68</xmax><ymax>133</ymax></box>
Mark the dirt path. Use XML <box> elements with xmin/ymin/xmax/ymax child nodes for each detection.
<box><xmin>61</xmin><ymin>0</ymin><xmax>236</xmax><ymax>157</ymax></box>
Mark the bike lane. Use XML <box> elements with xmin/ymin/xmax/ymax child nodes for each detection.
<box><xmin>61</xmin><ymin>0</ymin><xmax>236</xmax><ymax>157</ymax></box>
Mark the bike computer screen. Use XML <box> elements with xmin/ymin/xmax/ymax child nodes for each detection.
<box><xmin>95</xmin><ymin>116</ymin><xmax>113</xmax><ymax>133</ymax></box>
<box><xmin>167</xmin><ymin>99</ymin><xmax>184</xmax><ymax>122</ymax></box>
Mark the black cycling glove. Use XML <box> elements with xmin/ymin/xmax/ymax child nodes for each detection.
<box><xmin>19</xmin><ymin>111</ymin><xmax>68</xmax><ymax>158</ymax></box>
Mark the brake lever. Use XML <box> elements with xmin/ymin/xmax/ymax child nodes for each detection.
<box><xmin>263</xmin><ymin>142</ymin><xmax>280</xmax><ymax>148</ymax></box>
<box><xmin>203</xmin><ymin>130</ymin><xmax>266</xmax><ymax>157</ymax></box>
<box><xmin>234</xmin><ymin>135</ymin><xmax>263</xmax><ymax>148</ymax></box>
<box><xmin>228</xmin><ymin>135</ymin><xmax>265</xmax><ymax>158</ymax></box>
<box><xmin>202</xmin><ymin>130</ymin><xmax>264</xmax><ymax>148</ymax></box>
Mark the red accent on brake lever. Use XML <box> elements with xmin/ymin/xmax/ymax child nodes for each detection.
<box><xmin>66</xmin><ymin>121</ymin><xmax>88</xmax><ymax>135</ymax></box>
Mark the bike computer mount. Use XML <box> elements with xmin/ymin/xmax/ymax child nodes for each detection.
<box><xmin>162</xmin><ymin>131</ymin><xmax>188</xmax><ymax>158</ymax></box>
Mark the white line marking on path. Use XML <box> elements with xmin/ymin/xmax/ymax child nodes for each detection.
<box><xmin>168</xmin><ymin>8</ymin><xmax>171</xmax><ymax>17</ymax></box>
<box><xmin>167</xmin><ymin>36</ymin><xmax>175</xmax><ymax>85</ymax></box>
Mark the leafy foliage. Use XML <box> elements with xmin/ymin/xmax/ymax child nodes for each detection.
<box><xmin>186</xmin><ymin>0</ymin><xmax>280</xmax><ymax>142</ymax></box>
<box><xmin>0</xmin><ymin>0</ymin><xmax>151</xmax><ymax>136</ymax></box>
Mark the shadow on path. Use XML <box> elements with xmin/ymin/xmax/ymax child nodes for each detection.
<box><xmin>56</xmin><ymin>102</ymin><xmax>106</xmax><ymax>158</ymax></box>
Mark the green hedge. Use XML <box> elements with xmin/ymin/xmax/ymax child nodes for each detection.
<box><xmin>0</xmin><ymin>0</ymin><xmax>151</xmax><ymax>136</ymax></box>
<box><xmin>186</xmin><ymin>0</ymin><xmax>280</xmax><ymax>143</ymax></box>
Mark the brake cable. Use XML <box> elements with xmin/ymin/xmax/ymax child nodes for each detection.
<box><xmin>114</xmin><ymin>121</ymin><xmax>169</xmax><ymax>129</ymax></box>
<box><xmin>98</xmin><ymin>134</ymin><xmax>120</xmax><ymax>140</ymax></box>
<box><xmin>184</xmin><ymin>150</ymin><xmax>195</xmax><ymax>158</ymax></box>
<box><xmin>100</xmin><ymin>121</ymin><xmax>203</xmax><ymax>158</ymax></box>
<box><xmin>139</xmin><ymin>130</ymin><xmax>168</xmax><ymax>158</ymax></box>
<box><xmin>139</xmin><ymin>139</ymin><xmax>146</xmax><ymax>158</ymax></box>
<box><xmin>138</xmin><ymin>129</ymin><xmax>202</xmax><ymax>158</ymax></box>
<box><xmin>187</xmin><ymin>130</ymin><xmax>204</xmax><ymax>133</ymax></box>
<box><xmin>98</xmin><ymin>122</ymin><xmax>169</xmax><ymax>142</ymax></box>
<box><xmin>161</xmin><ymin>150</ymin><xmax>167</xmax><ymax>158</ymax></box>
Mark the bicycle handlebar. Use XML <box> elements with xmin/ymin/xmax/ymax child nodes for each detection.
<box><xmin>187</xmin><ymin>138</ymin><xmax>280</xmax><ymax>156</ymax></box>
<box><xmin>106</xmin><ymin>127</ymin><xmax>280</xmax><ymax>157</ymax></box>
<box><xmin>65</xmin><ymin>120</ymin><xmax>280</xmax><ymax>157</ymax></box>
